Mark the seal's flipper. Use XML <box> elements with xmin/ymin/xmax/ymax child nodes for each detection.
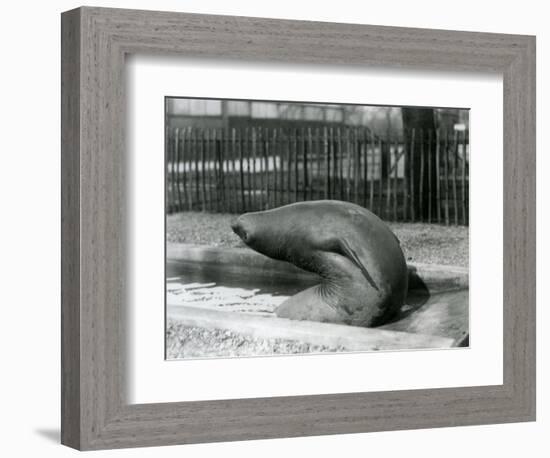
<box><xmin>330</xmin><ymin>238</ymin><xmax>380</xmax><ymax>292</ymax></box>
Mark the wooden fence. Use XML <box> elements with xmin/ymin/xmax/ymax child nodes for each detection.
<box><xmin>166</xmin><ymin>126</ymin><xmax>469</xmax><ymax>225</ymax></box>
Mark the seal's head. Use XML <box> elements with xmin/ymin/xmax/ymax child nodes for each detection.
<box><xmin>230</xmin><ymin>211</ymin><xmax>288</xmax><ymax>260</ymax></box>
<box><xmin>230</xmin><ymin>216</ymin><xmax>250</xmax><ymax>243</ymax></box>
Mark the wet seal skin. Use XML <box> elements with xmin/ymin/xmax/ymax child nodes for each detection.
<box><xmin>231</xmin><ymin>200</ymin><xmax>408</xmax><ymax>327</ymax></box>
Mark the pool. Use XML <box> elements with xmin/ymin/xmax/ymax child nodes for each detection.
<box><xmin>166</xmin><ymin>258</ymin><xmax>469</xmax><ymax>346</ymax></box>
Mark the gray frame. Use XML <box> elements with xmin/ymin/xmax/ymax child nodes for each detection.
<box><xmin>61</xmin><ymin>6</ymin><xmax>536</xmax><ymax>450</ymax></box>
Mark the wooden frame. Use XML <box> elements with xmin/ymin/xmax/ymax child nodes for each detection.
<box><xmin>61</xmin><ymin>6</ymin><xmax>536</xmax><ymax>450</ymax></box>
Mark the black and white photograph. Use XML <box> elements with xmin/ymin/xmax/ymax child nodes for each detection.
<box><xmin>165</xmin><ymin>97</ymin><xmax>470</xmax><ymax>359</ymax></box>
<box><xmin>1</xmin><ymin>0</ymin><xmax>542</xmax><ymax>454</ymax></box>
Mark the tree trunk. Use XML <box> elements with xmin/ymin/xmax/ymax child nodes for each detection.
<box><xmin>402</xmin><ymin>108</ymin><xmax>437</xmax><ymax>221</ymax></box>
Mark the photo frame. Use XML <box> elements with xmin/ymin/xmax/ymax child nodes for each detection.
<box><xmin>61</xmin><ymin>6</ymin><xmax>536</xmax><ymax>450</ymax></box>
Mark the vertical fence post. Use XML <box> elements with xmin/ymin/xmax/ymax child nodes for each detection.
<box><xmin>285</xmin><ymin>129</ymin><xmax>291</xmax><ymax>204</ymax></box>
<box><xmin>307</xmin><ymin>127</ymin><xmax>314</xmax><ymax>200</ymax></box>
<box><xmin>444</xmin><ymin>130</ymin><xmax>450</xmax><ymax>226</ymax></box>
<box><xmin>223</xmin><ymin>128</ymin><xmax>228</xmax><ymax>213</ymax></box>
<box><xmin>342</xmin><ymin>127</ymin><xmax>349</xmax><ymax>201</ymax></box>
<box><xmin>218</xmin><ymin>128</ymin><xmax>224</xmax><ymax>213</ymax></box>
<box><xmin>377</xmin><ymin>137</ymin><xmax>383</xmax><ymax>217</ymax></box>
<box><xmin>217</xmin><ymin>128</ymin><xmax>223</xmax><ymax>212</ymax></box>
<box><xmin>295</xmin><ymin>127</ymin><xmax>299</xmax><ymax>203</ymax></box>
<box><xmin>235</xmin><ymin>128</ymin><xmax>243</xmax><ymax>213</ymax></box>
<box><xmin>369</xmin><ymin>132</ymin><xmax>375</xmax><ymax>211</ymax></box>
<box><xmin>335</xmin><ymin>128</ymin><xmax>340</xmax><ymax>200</ymax></box>
<box><xmin>392</xmin><ymin>138</ymin><xmax>398</xmax><ymax>221</ymax></box>
<box><xmin>279</xmin><ymin>127</ymin><xmax>285</xmax><ymax>206</ymax></box>
<box><xmin>205</xmin><ymin>129</ymin><xmax>215</xmax><ymax>212</ymax></box>
<box><xmin>330</xmin><ymin>127</ymin><xmax>336</xmax><ymax>200</ymax></box>
<box><xmin>251</xmin><ymin>127</ymin><xmax>257</xmax><ymax>210</ymax></box>
<box><xmin>453</xmin><ymin>129</ymin><xmax>459</xmax><ymax>225</ymax></box>
<box><xmin>341</xmin><ymin>128</ymin><xmax>345</xmax><ymax>200</ymax></box>
<box><xmin>179</xmin><ymin>128</ymin><xmax>186</xmax><ymax>212</ymax></box>
<box><xmin>323</xmin><ymin>127</ymin><xmax>330</xmax><ymax>199</ymax></box>
<box><xmin>173</xmin><ymin>127</ymin><xmax>179</xmax><ymax>213</ymax></box>
<box><xmin>435</xmin><ymin>128</ymin><xmax>441</xmax><ymax>223</ymax></box>
<box><xmin>230</xmin><ymin>128</ymin><xmax>239</xmax><ymax>214</ymax></box>
<box><xmin>419</xmin><ymin>128</ymin><xmax>425</xmax><ymax>222</ymax></box>
<box><xmin>200</xmin><ymin>129</ymin><xmax>207</xmax><ymax>211</ymax></box>
<box><xmin>409</xmin><ymin>129</ymin><xmax>416</xmax><ymax>222</ymax></box>
<box><xmin>174</xmin><ymin>127</ymin><xmax>178</xmax><ymax>213</ymax></box>
<box><xmin>240</xmin><ymin>127</ymin><xmax>248</xmax><ymax>213</ymax></box>
<box><xmin>166</xmin><ymin>127</ymin><xmax>173</xmax><ymax>213</ymax></box>
<box><xmin>191</xmin><ymin>128</ymin><xmax>199</xmax><ymax>210</ymax></box>
<box><xmin>257</xmin><ymin>127</ymin><xmax>264</xmax><ymax>210</ymax></box>
<box><xmin>272</xmin><ymin>128</ymin><xmax>278</xmax><ymax>208</ymax></box>
<box><xmin>315</xmin><ymin>127</ymin><xmax>322</xmax><ymax>201</ymax></box>
<box><xmin>263</xmin><ymin>127</ymin><xmax>269</xmax><ymax>209</ymax></box>
<box><xmin>193</xmin><ymin>127</ymin><xmax>199</xmax><ymax>210</ymax></box>
<box><xmin>292</xmin><ymin>129</ymin><xmax>300</xmax><ymax>202</ymax></box>
<box><xmin>427</xmin><ymin>129</ymin><xmax>432</xmax><ymax>223</ymax></box>
<box><xmin>300</xmin><ymin>127</ymin><xmax>309</xmax><ymax>201</ymax></box>
<box><xmin>229</xmin><ymin>127</ymin><xmax>239</xmax><ymax>213</ymax></box>
<box><xmin>362</xmin><ymin>128</ymin><xmax>368</xmax><ymax>207</ymax></box>
<box><xmin>218</xmin><ymin>128</ymin><xmax>225</xmax><ymax>213</ymax></box>
<box><xmin>461</xmin><ymin>130</ymin><xmax>468</xmax><ymax>225</ymax></box>
<box><xmin>180</xmin><ymin>127</ymin><xmax>189</xmax><ymax>211</ymax></box>
<box><xmin>220</xmin><ymin>128</ymin><xmax>226</xmax><ymax>213</ymax></box>
<box><xmin>246</xmin><ymin>127</ymin><xmax>252</xmax><ymax>211</ymax></box>
<box><xmin>385</xmin><ymin>136</ymin><xmax>391</xmax><ymax>219</ymax></box>
<box><xmin>264</xmin><ymin>127</ymin><xmax>270</xmax><ymax>209</ymax></box>
<box><xmin>212</xmin><ymin>129</ymin><xmax>218</xmax><ymax>212</ymax></box>
<box><xmin>296</xmin><ymin>127</ymin><xmax>301</xmax><ymax>202</ymax></box>
<box><xmin>170</xmin><ymin>127</ymin><xmax>176</xmax><ymax>212</ymax></box>
<box><xmin>211</xmin><ymin>129</ymin><xmax>219</xmax><ymax>213</ymax></box>
<box><xmin>177</xmin><ymin>128</ymin><xmax>182</xmax><ymax>212</ymax></box>
<box><xmin>259</xmin><ymin>127</ymin><xmax>266</xmax><ymax>210</ymax></box>
<box><xmin>210</xmin><ymin>129</ymin><xmax>216</xmax><ymax>212</ymax></box>
<box><xmin>352</xmin><ymin>127</ymin><xmax>361</xmax><ymax>204</ymax></box>
<box><xmin>184</xmin><ymin>128</ymin><xmax>192</xmax><ymax>211</ymax></box>
<box><xmin>281</xmin><ymin>127</ymin><xmax>287</xmax><ymax>205</ymax></box>
<box><xmin>402</xmin><ymin>131</ymin><xmax>408</xmax><ymax>221</ymax></box>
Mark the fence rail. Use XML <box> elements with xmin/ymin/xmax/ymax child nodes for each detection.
<box><xmin>166</xmin><ymin>125</ymin><xmax>469</xmax><ymax>225</ymax></box>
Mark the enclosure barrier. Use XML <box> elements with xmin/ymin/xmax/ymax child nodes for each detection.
<box><xmin>166</xmin><ymin>126</ymin><xmax>469</xmax><ymax>225</ymax></box>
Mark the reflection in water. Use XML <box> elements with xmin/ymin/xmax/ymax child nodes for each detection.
<box><xmin>167</xmin><ymin>260</ymin><xmax>319</xmax><ymax>297</ymax></box>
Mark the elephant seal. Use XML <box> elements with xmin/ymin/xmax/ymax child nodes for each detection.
<box><xmin>230</xmin><ymin>200</ymin><xmax>408</xmax><ymax>327</ymax></box>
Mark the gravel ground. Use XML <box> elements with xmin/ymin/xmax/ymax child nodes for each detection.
<box><xmin>167</xmin><ymin>211</ymin><xmax>469</xmax><ymax>267</ymax></box>
<box><xmin>166</xmin><ymin>320</ymin><xmax>346</xmax><ymax>359</ymax></box>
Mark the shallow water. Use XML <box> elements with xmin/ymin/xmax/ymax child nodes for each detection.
<box><xmin>167</xmin><ymin>259</ymin><xmax>319</xmax><ymax>297</ymax></box>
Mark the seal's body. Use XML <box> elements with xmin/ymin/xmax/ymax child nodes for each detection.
<box><xmin>231</xmin><ymin>200</ymin><xmax>408</xmax><ymax>327</ymax></box>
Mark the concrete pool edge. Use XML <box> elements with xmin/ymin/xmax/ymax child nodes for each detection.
<box><xmin>167</xmin><ymin>242</ymin><xmax>469</xmax><ymax>288</ymax></box>
<box><xmin>167</xmin><ymin>305</ymin><xmax>455</xmax><ymax>353</ymax></box>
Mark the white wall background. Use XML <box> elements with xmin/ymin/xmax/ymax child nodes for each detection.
<box><xmin>0</xmin><ymin>1</ymin><xmax>546</xmax><ymax>456</ymax></box>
